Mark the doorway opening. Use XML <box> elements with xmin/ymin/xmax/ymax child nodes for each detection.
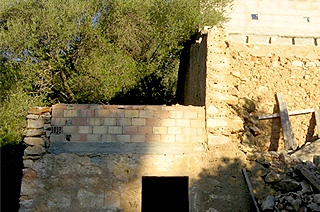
<box><xmin>142</xmin><ymin>176</ymin><xmax>189</xmax><ymax>212</ymax></box>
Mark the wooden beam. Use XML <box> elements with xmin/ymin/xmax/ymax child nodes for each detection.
<box><xmin>242</xmin><ymin>168</ymin><xmax>261</xmax><ymax>212</ymax></box>
<box><xmin>315</xmin><ymin>109</ymin><xmax>320</xmax><ymax>138</ymax></box>
<box><xmin>297</xmin><ymin>166</ymin><xmax>320</xmax><ymax>192</ymax></box>
<box><xmin>276</xmin><ymin>92</ymin><xmax>297</xmax><ymax>150</ymax></box>
<box><xmin>258</xmin><ymin>108</ymin><xmax>315</xmax><ymax>120</ymax></box>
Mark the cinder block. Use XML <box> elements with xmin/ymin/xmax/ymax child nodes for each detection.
<box><xmin>191</xmin><ymin>120</ymin><xmax>205</xmax><ymax>128</ymax></box>
<box><xmin>88</xmin><ymin>118</ymin><xmax>103</xmax><ymax>126</ymax></box>
<box><xmin>137</xmin><ymin>126</ymin><xmax>152</xmax><ymax>134</ymax></box>
<box><xmin>72</xmin><ymin>118</ymin><xmax>87</xmax><ymax>125</ymax></box>
<box><xmin>145</xmin><ymin>106</ymin><xmax>162</xmax><ymax>110</ymax></box>
<box><xmin>196</xmin><ymin>128</ymin><xmax>205</xmax><ymax>136</ymax></box>
<box><xmin>139</xmin><ymin>110</ymin><xmax>154</xmax><ymax>118</ymax></box>
<box><xmin>116</xmin><ymin>135</ymin><xmax>130</xmax><ymax>142</ymax></box>
<box><xmin>109</xmin><ymin>110</ymin><xmax>124</xmax><ymax>118</ymax></box>
<box><xmin>132</xmin><ymin>118</ymin><xmax>146</xmax><ymax>126</ymax></box>
<box><xmin>117</xmin><ymin>118</ymin><xmax>132</xmax><ymax>126</ymax></box>
<box><xmin>131</xmin><ymin>135</ymin><xmax>146</xmax><ymax>142</ymax></box>
<box><xmin>87</xmin><ymin>134</ymin><xmax>102</xmax><ymax>142</ymax></box>
<box><xmin>63</xmin><ymin>126</ymin><xmax>78</xmax><ymax>134</ymax></box>
<box><xmin>51</xmin><ymin>118</ymin><xmax>66</xmax><ymax>126</ymax></box>
<box><xmin>183</xmin><ymin>111</ymin><xmax>198</xmax><ymax>119</ymax></box>
<box><xmin>102</xmin><ymin>135</ymin><xmax>116</xmax><ymax>142</ymax></box>
<box><xmin>70</xmin><ymin>134</ymin><xmax>87</xmax><ymax>142</ymax></box>
<box><xmin>160</xmin><ymin>119</ymin><xmax>175</xmax><ymax>127</ymax></box>
<box><xmin>108</xmin><ymin>126</ymin><xmax>122</xmax><ymax>134</ymax></box>
<box><xmin>160</xmin><ymin>135</ymin><xmax>175</xmax><ymax>142</ymax></box>
<box><xmin>52</xmin><ymin>105</ymin><xmax>67</xmax><ymax>109</ymax></box>
<box><xmin>162</xmin><ymin>106</ymin><xmax>175</xmax><ymax>111</ymax></box>
<box><xmin>183</xmin><ymin>127</ymin><xmax>197</xmax><ymax>135</ymax></box>
<box><xmin>50</xmin><ymin>134</ymin><xmax>65</xmax><ymax>142</ymax></box>
<box><xmin>153</xmin><ymin>127</ymin><xmax>167</xmax><ymax>134</ymax></box>
<box><xmin>52</xmin><ymin>109</ymin><xmax>64</xmax><ymax>118</ymax></box>
<box><xmin>95</xmin><ymin>110</ymin><xmax>110</xmax><ymax>117</ymax></box>
<box><xmin>79</xmin><ymin>109</ymin><xmax>95</xmax><ymax>117</ymax></box>
<box><xmin>176</xmin><ymin>119</ymin><xmax>191</xmax><ymax>127</ymax></box>
<box><xmin>125</xmin><ymin>110</ymin><xmax>139</xmax><ymax>118</ymax></box>
<box><xmin>145</xmin><ymin>135</ymin><xmax>160</xmax><ymax>142</ymax></box>
<box><xmin>295</xmin><ymin>37</ymin><xmax>315</xmax><ymax>46</ymax></box>
<box><xmin>153</xmin><ymin>111</ymin><xmax>169</xmax><ymax>118</ymax></box>
<box><xmin>64</xmin><ymin>110</ymin><xmax>79</xmax><ymax>117</ymax></box>
<box><xmin>175</xmin><ymin>135</ymin><xmax>190</xmax><ymax>143</ymax></box>
<box><xmin>72</xmin><ymin>105</ymin><xmax>89</xmax><ymax>110</ymax></box>
<box><xmin>102</xmin><ymin>105</ymin><xmax>118</xmax><ymax>109</ymax></box>
<box><xmin>167</xmin><ymin>127</ymin><xmax>182</xmax><ymax>135</ymax></box>
<box><xmin>104</xmin><ymin>118</ymin><xmax>117</xmax><ymax>125</ymax></box>
<box><xmin>123</xmin><ymin>126</ymin><xmax>138</xmax><ymax>134</ymax></box>
<box><xmin>78</xmin><ymin>126</ymin><xmax>92</xmax><ymax>134</ymax></box>
<box><xmin>168</xmin><ymin>111</ymin><xmax>183</xmax><ymax>119</ymax></box>
<box><xmin>146</xmin><ymin>118</ymin><xmax>160</xmax><ymax>126</ymax></box>
<box><xmin>93</xmin><ymin>126</ymin><xmax>108</xmax><ymax>134</ymax></box>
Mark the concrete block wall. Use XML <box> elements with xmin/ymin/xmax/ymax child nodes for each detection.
<box><xmin>50</xmin><ymin>104</ymin><xmax>205</xmax><ymax>144</ymax></box>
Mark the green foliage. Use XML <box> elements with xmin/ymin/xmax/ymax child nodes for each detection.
<box><xmin>0</xmin><ymin>0</ymin><xmax>232</xmax><ymax>145</ymax></box>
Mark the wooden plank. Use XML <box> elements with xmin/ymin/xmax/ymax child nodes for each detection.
<box><xmin>315</xmin><ymin>109</ymin><xmax>320</xmax><ymax>138</ymax></box>
<box><xmin>242</xmin><ymin>168</ymin><xmax>261</xmax><ymax>212</ymax></box>
<box><xmin>258</xmin><ymin>108</ymin><xmax>315</xmax><ymax>120</ymax></box>
<box><xmin>297</xmin><ymin>166</ymin><xmax>320</xmax><ymax>192</ymax></box>
<box><xmin>276</xmin><ymin>92</ymin><xmax>297</xmax><ymax>150</ymax></box>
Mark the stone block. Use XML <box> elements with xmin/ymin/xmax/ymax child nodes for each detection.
<box><xmin>26</xmin><ymin>114</ymin><xmax>39</xmax><ymax>119</ymax></box>
<box><xmin>125</xmin><ymin>110</ymin><xmax>139</xmax><ymax>118</ymax></box>
<box><xmin>23</xmin><ymin>160</ymin><xmax>34</xmax><ymax>168</ymax></box>
<box><xmin>93</xmin><ymin>126</ymin><xmax>108</xmax><ymax>134</ymax></box>
<box><xmin>153</xmin><ymin>110</ymin><xmax>169</xmax><ymax>118</ymax></box>
<box><xmin>116</xmin><ymin>135</ymin><xmax>131</xmax><ymax>142</ymax></box>
<box><xmin>25</xmin><ymin>129</ymin><xmax>45</xmax><ymax>137</ymax></box>
<box><xmin>295</xmin><ymin>37</ymin><xmax>315</xmax><ymax>46</ymax></box>
<box><xmin>168</xmin><ymin>127</ymin><xmax>182</xmax><ymax>135</ymax></box>
<box><xmin>131</xmin><ymin>135</ymin><xmax>146</xmax><ymax>142</ymax></box>
<box><xmin>159</xmin><ymin>119</ymin><xmax>175</xmax><ymax>127</ymax></box>
<box><xmin>153</xmin><ymin>127</ymin><xmax>167</xmax><ymax>134</ymax></box>
<box><xmin>108</xmin><ymin>126</ymin><xmax>122</xmax><ymax>134</ymax></box>
<box><xmin>95</xmin><ymin>110</ymin><xmax>110</xmax><ymax>117</ymax></box>
<box><xmin>207</xmin><ymin>118</ymin><xmax>228</xmax><ymax>129</ymax></box>
<box><xmin>117</xmin><ymin>118</ymin><xmax>132</xmax><ymax>126</ymax></box>
<box><xmin>24</xmin><ymin>137</ymin><xmax>45</xmax><ymax>146</ymax></box>
<box><xmin>176</xmin><ymin>135</ymin><xmax>191</xmax><ymax>143</ymax></box>
<box><xmin>28</xmin><ymin>107</ymin><xmax>51</xmax><ymax>114</ymax></box>
<box><xmin>24</xmin><ymin>145</ymin><xmax>46</xmax><ymax>156</ymax></box>
<box><xmin>27</xmin><ymin>119</ymin><xmax>44</xmax><ymax>129</ymax></box>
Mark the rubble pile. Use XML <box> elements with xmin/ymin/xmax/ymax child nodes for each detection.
<box><xmin>246</xmin><ymin>150</ymin><xmax>320</xmax><ymax>211</ymax></box>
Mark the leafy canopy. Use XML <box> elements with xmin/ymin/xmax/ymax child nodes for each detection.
<box><xmin>0</xmin><ymin>0</ymin><xmax>232</xmax><ymax>145</ymax></box>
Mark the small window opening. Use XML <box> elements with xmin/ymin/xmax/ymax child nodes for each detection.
<box><xmin>303</xmin><ymin>17</ymin><xmax>310</xmax><ymax>23</ymax></box>
<box><xmin>292</xmin><ymin>37</ymin><xmax>296</xmax><ymax>45</ymax></box>
<box><xmin>314</xmin><ymin>38</ymin><xmax>318</xmax><ymax>46</ymax></box>
<box><xmin>245</xmin><ymin>36</ymin><xmax>249</xmax><ymax>44</ymax></box>
<box><xmin>251</xmin><ymin>14</ymin><xmax>258</xmax><ymax>20</ymax></box>
<box><xmin>142</xmin><ymin>176</ymin><xmax>189</xmax><ymax>212</ymax></box>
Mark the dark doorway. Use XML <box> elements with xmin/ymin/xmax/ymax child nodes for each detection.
<box><xmin>142</xmin><ymin>176</ymin><xmax>189</xmax><ymax>212</ymax></box>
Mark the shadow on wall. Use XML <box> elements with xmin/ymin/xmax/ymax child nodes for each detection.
<box><xmin>190</xmin><ymin>157</ymin><xmax>253</xmax><ymax>212</ymax></box>
<box><xmin>1</xmin><ymin>142</ymin><xmax>26</xmax><ymax>212</ymax></box>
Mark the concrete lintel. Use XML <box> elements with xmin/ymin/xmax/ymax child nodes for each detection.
<box><xmin>49</xmin><ymin>142</ymin><xmax>206</xmax><ymax>155</ymax></box>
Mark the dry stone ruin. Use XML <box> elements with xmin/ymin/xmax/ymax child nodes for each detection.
<box><xmin>20</xmin><ymin>2</ymin><xmax>320</xmax><ymax>210</ymax></box>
